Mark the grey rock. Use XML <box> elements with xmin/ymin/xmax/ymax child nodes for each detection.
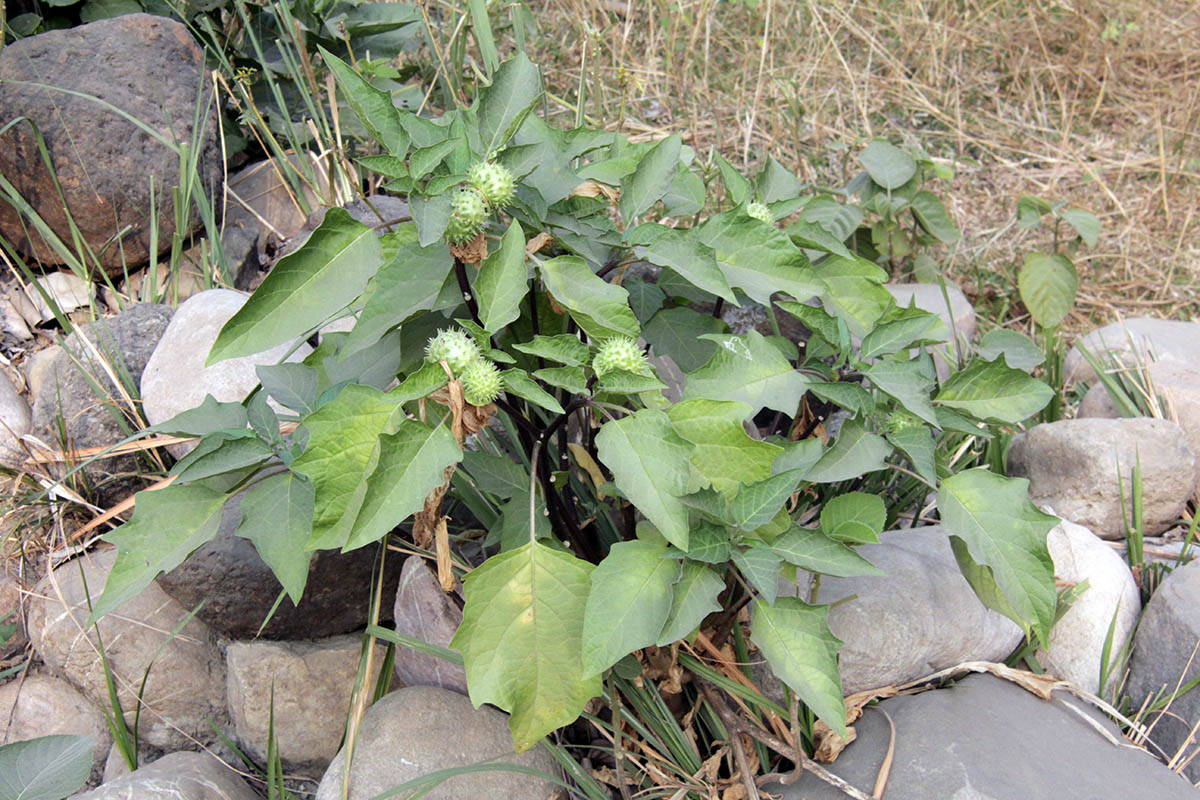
<box><xmin>27</xmin><ymin>547</ymin><xmax>228</xmax><ymax>750</ymax></box>
<box><xmin>1038</xmin><ymin>520</ymin><xmax>1140</xmax><ymax>694</ymax></box>
<box><xmin>72</xmin><ymin>751</ymin><xmax>257</xmax><ymax>800</ymax></box>
<box><xmin>1078</xmin><ymin>383</ymin><xmax>1121</xmax><ymax>419</ymax></box>
<box><xmin>758</xmin><ymin>527</ymin><xmax>1022</xmax><ymax>697</ymax></box>
<box><xmin>140</xmin><ymin>289</ymin><xmax>311</xmax><ymax>457</ymax></box>
<box><xmin>392</xmin><ymin>557</ymin><xmax>468</xmax><ymax>694</ymax></box>
<box><xmin>157</xmin><ymin>490</ymin><xmax>399</xmax><ymax>639</ymax></box>
<box><xmin>0</xmin><ymin>15</ymin><xmax>220</xmax><ymax>276</ymax></box>
<box><xmin>30</xmin><ymin>304</ymin><xmax>174</xmax><ymax>505</ymax></box>
<box><xmin>22</xmin><ymin>344</ymin><xmax>59</xmax><ymax>401</ymax></box>
<box><xmin>770</xmin><ymin>674</ymin><xmax>1196</xmax><ymax>800</ymax></box>
<box><xmin>1064</xmin><ymin>317</ymin><xmax>1200</xmax><ymax>385</ymax></box>
<box><xmin>886</xmin><ymin>282</ymin><xmax>977</xmax><ymax>377</ymax></box>
<box><xmin>1007</xmin><ymin>418</ymin><xmax>1197</xmax><ymax>538</ymax></box>
<box><xmin>102</xmin><ymin>743</ymin><xmax>133</xmax><ymax>785</ymax></box>
<box><xmin>0</xmin><ymin>369</ymin><xmax>30</xmax><ymax>467</ymax></box>
<box><xmin>315</xmin><ymin>686</ymin><xmax>560</xmax><ymax>800</ymax></box>
<box><xmin>219</xmin><ymin>226</ymin><xmax>261</xmax><ymax>291</ymax></box>
<box><xmin>225</xmin><ymin>635</ymin><xmax>388</xmax><ymax>776</ymax></box>
<box><xmin>1143</xmin><ymin>362</ymin><xmax>1200</xmax><ymax>498</ymax></box>
<box><xmin>1127</xmin><ymin>559</ymin><xmax>1200</xmax><ymax>783</ymax></box>
<box><xmin>0</xmin><ymin>675</ymin><xmax>111</xmax><ymax>781</ymax></box>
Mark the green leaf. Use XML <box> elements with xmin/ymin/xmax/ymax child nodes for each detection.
<box><xmin>714</xmin><ymin>151</ymin><xmax>752</xmax><ymax>206</ymax></box>
<box><xmin>620</xmin><ymin>133</ymin><xmax>682</xmax><ymax>224</ymax></box>
<box><xmin>859</xmin><ymin>140</ymin><xmax>916</xmax><ymax>190</ymax></box>
<box><xmin>626</xmin><ymin>279</ymin><xmax>666</xmax><ymax>324</ymax></box>
<box><xmin>684</xmin><ymin>521</ymin><xmax>734</xmax><ymax>563</ymax></box>
<box><xmin>533</xmin><ymin>366</ymin><xmax>587</xmax><ymax>394</ymax></box>
<box><xmin>755</xmin><ymin>156</ymin><xmax>805</xmax><ymax>203</ymax></box>
<box><xmin>804</xmin><ymin>419</ymin><xmax>892</xmax><ymax>484</ymax></box>
<box><xmin>1018</xmin><ymin>251</ymin><xmax>1077</xmax><ymax>328</ymax></box>
<box><xmin>910</xmin><ymin>190</ymin><xmax>960</xmax><ymax>243</ymax></box>
<box><xmin>1017</xmin><ymin>195</ymin><xmax>1052</xmax><ymax>229</ymax></box>
<box><xmin>513</xmin><ymin>334</ymin><xmax>591</xmax><ymax>366</ymax></box>
<box><xmin>730</xmin><ymin>469</ymin><xmax>805</xmax><ymax>532</ymax></box>
<box><xmin>820</xmin><ymin>492</ymin><xmax>885</xmax><ymax>543</ymax></box>
<box><xmin>772</xmin><ymin>439</ymin><xmax>824</xmax><ymax>476</ymax></box>
<box><xmin>683</xmin><ymin>331</ymin><xmax>809</xmax><ymax>418</ymax></box>
<box><xmin>478</xmin><ymin>52</ymin><xmax>542</xmax><ymax>156</ymax></box>
<box><xmin>596</xmin><ymin>410</ymin><xmax>693</xmax><ymax>550</ymax></box>
<box><xmin>256</xmin><ymin>363</ymin><xmax>319</xmax><ymax>416</ymax></box>
<box><xmin>751</xmin><ymin>598</ymin><xmax>846</xmax><ymax>737</ymax></box>
<box><xmin>236</xmin><ymin>472</ymin><xmax>314</xmax><ymax>605</ymax></box>
<box><xmin>461</xmin><ymin>450</ymin><xmax>529</xmax><ymax>499</ymax></box>
<box><xmin>815</xmin><ymin>256</ymin><xmax>892</xmax><ymax>338</ymax></box>
<box><xmin>410</xmin><ymin>191</ymin><xmax>454</xmax><ymax>247</ymax></box>
<box><xmin>887</xmin><ymin>426</ymin><xmax>937</xmax><ymax>487</ymax></box>
<box><xmin>732</xmin><ymin>544</ymin><xmax>784</xmax><ymax>604</ymax></box>
<box><xmin>496</xmin><ymin>494</ymin><xmax>552</xmax><ymax>552</ymax></box>
<box><xmin>935</xmin><ymin>356</ymin><xmax>1054</xmax><ymax>424</ymax></box>
<box><xmin>91</xmin><ymin>485</ymin><xmax>228</xmax><ymax>623</ymax></box>
<box><xmin>938</xmin><ymin>469</ymin><xmax>1058</xmax><ymax>642</ymax></box>
<box><xmin>345</xmin><ymin>420</ymin><xmax>462</xmax><ymax>551</ymax></box>
<box><xmin>501</xmin><ymin>369</ymin><xmax>565</xmax><ymax>414</ymax></box>
<box><xmin>170</xmin><ymin>431</ymin><xmax>273</xmax><ymax>483</ymax></box>
<box><xmin>865</xmin><ymin>358</ymin><xmax>938</xmax><ymax>426</ymax></box>
<box><xmin>802</xmin><ymin>196</ymin><xmax>863</xmax><ymax>241</ymax></box>
<box><xmin>1061</xmin><ymin>208</ymin><xmax>1100</xmax><ymax>247</ymax></box>
<box><xmin>657</xmin><ymin>562</ymin><xmax>725</xmax><ymax>645</ymax></box>
<box><xmin>667</xmin><ymin>399</ymin><xmax>782</xmax><ymax>496</ymax></box>
<box><xmin>291</xmin><ymin>384</ymin><xmax>393</xmax><ymax>550</ymax></box>
<box><xmin>539</xmin><ymin>256</ymin><xmax>639</xmax><ymax>341</ymax></box>
<box><xmin>785</xmin><ymin>219</ymin><xmax>856</xmax><ymax>260</ymax></box>
<box><xmin>387</xmin><ymin>361</ymin><xmax>450</xmax><ymax>406</ymax></box>
<box><xmin>451</xmin><ymin>541</ymin><xmax>601</xmax><ymax>751</ymax></box>
<box><xmin>697</xmin><ymin>214</ymin><xmax>821</xmax><ymax>305</ymax></box>
<box><xmin>475</xmin><ymin>220</ymin><xmax>528</xmax><ymax>333</ymax></box>
<box><xmin>0</xmin><ymin>735</ymin><xmax>93</xmax><ymax>800</ymax></box>
<box><xmin>408</xmin><ymin>138</ymin><xmax>458</xmax><ymax>181</ymax></box>
<box><xmin>319</xmin><ymin>47</ymin><xmax>408</xmax><ymax>157</ymax></box>
<box><xmin>772</xmin><ymin>526</ymin><xmax>884</xmax><ymax>577</ymax></box>
<box><xmin>976</xmin><ymin>329</ymin><xmax>1044</xmax><ymax>371</ymax></box>
<box><xmin>643</xmin><ymin>307</ymin><xmax>728</xmax><ymax>373</ymax></box>
<box><xmin>860</xmin><ymin>313</ymin><xmax>949</xmax><ymax>359</ymax></box>
<box><xmin>808</xmin><ymin>381</ymin><xmax>875</xmax><ymax>417</ymax></box>
<box><xmin>209</xmin><ymin>209</ymin><xmax>382</xmax><ymax>363</ymax></box>
<box><xmin>582</xmin><ymin>541</ymin><xmax>681</xmax><ymax>675</ymax></box>
<box><xmin>634</xmin><ymin>225</ymin><xmax>736</xmax><ymax>304</ymax></box>
<box><xmin>148</xmin><ymin>394</ymin><xmax>247</xmax><ymax>436</ymax></box>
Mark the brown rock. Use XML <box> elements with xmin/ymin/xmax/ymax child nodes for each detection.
<box><xmin>0</xmin><ymin>674</ymin><xmax>111</xmax><ymax>780</ymax></box>
<box><xmin>0</xmin><ymin>14</ymin><xmax>221</xmax><ymax>277</ymax></box>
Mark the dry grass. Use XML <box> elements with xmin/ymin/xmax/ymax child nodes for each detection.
<box><xmin>524</xmin><ymin>0</ymin><xmax>1200</xmax><ymax>334</ymax></box>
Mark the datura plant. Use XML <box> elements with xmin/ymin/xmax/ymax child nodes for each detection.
<box><xmin>89</xmin><ymin>50</ymin><xmax>1060</xmax><ymax>753</ymax></box>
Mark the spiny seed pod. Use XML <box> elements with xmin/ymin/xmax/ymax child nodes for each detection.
<box><xmin>468</xmin><ymin>161</ymin><xmax>516</xmax><ymax>211</ymax></box>
<box><xmin>746</xmin><ymin>202</ymin><xmax>774</xmax><ymax>225</ymax></box>
<box><xmin>460</xmin><ymin>359</ymin><xmax>502</xmax><ymax>406</ymax></box>
<box><xmin>592</xmin><ymin>336</ymin><xmax>648</xmax><ymax>378</ymax></box>
<box><xmin>445</xmin><ymin>186</ymin><xmax>488</xmax><ymax>244</ymax></box>
<box><xmin>425</xmin><ymin>328</ymin><xmax>481</xmax><ymax>375</ymax></box>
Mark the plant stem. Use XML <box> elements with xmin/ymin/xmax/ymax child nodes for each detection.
<box><xmin>454</xmin><ymin>256</ymin><xmax>482</xmax><ymax>327</ymax></box>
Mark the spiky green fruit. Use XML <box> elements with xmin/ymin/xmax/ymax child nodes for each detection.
<box><xmin>445</xmin><ymin>186</ymin><xmax>488</xmax><ymax>244</ymax></box>
<box><xmin>746</xmin><ymin>202</ymin><xmax>774</xmax><ymax>224</ymax></box>
<box><xmin>468</xmin><ymin>161</ymin><xmax>516</xmax><ymax>211</ymax></box>
<box><xmin>460</xmin><ymin>359</ymin><xmax>502</xmax><ymax>406</ymax></box>
<box><xmin>592</xmin><ymin>336</ymin><xmax>648</xmax><ymax>378</ymax></box>
<box><xmin>425</xmin><ymin>328</ymin><xmax>481</xmax><ymax>375</ymax></box>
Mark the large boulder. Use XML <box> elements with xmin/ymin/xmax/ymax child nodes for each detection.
<box><xmin>1007</xmin><ymin>417</ymin><xmax>1197</xmax><ymax>538</ymax></box>
<box><xmin>26</xmin><ymin>547</ymin><xmax>228</xmax><ymax>751</ymax></box>
<box><xmin>756</xmin><ymin>527</ymin><xmax>1022</xmax><ymax>697</ymax></box>
<box><xmin>315</xmin><ymin>686</ymin><xmax>560</xmax><ymax>800</ymax></box>
<box><xmin>770</xmin><ymin>674</ymin><xmax>1196</xmax><ymax>799</ymax></box>
<box><xmin>1039</xmin><ymin>520</ymin><xmax>1140</xmax><ymax>694</ymax></box>
<box><xmin>1064</xmin><ymin>317</ymin><xmax>1200</xmax><ymax>385</ymax></box>
<box><xmin>392</xmin><ymin>557</ymin><xmax>468</xmax><ymax>694</ymax></box>
<box><xmin>0</xmin><ymin>15</ymin><xmax>221</xmax><ymax>276</ymax></box>
<box><xmin>225</xmin><ymin>635</ymin><xmax>388</xmax><ymax>777</ymax></box>
<box><xmin>140</xmin><ymin>289</ymin><xmax>311</xmax><ymax>458</ymax></box>
<box><xmin>1127</xmin><ymin>559</ymin><xmax>1200</xmax><ymax>783</ymax></box>
<box><xmin>157</xmin><ymin>490</ymin><xmax>399</xmax><ymax>639</ymax></box>
<box><xmin>0</xmin><ymin>674</ymin><xmax>112</xmax><ymax>781</ymax></box>
<box><xmin>71</xmin><ymin>751</ymin><xmax>257</xmax><ymax>800</ymax></box>
<box><xmin>29</xmin><ymin>304</ymin><xmax>174</xmax><ymax>505</ymax></box>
